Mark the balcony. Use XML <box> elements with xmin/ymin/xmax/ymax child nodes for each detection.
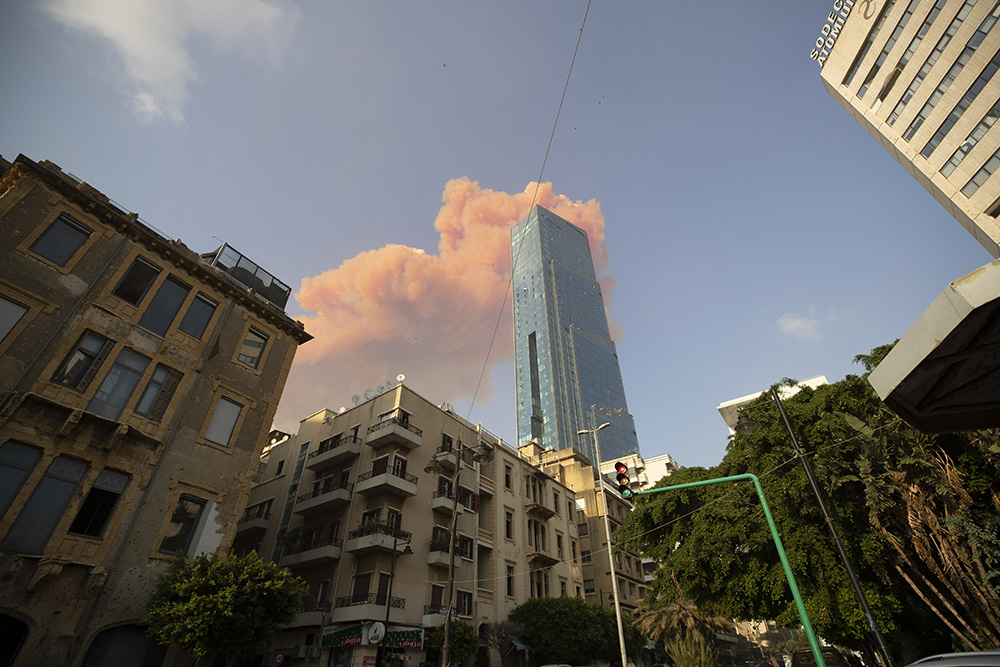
<box><xmin>427</xmin><ymin>547</ymin><xmax>455</xmax><ymax>569</ymax></box>
<box><xmin>345</xmin><ymin>522</ymin><xmax>412</xmax><ymax>555</ymax></box>
<box><xmin>525</xmin><ymin>501</ymin><xmax>556</xmax><ymax>520</ymax></box>
<box><xmin>430</xmin><ymin>445</ymin><xmax>458</xmax><ymax>472</ymax></box>
<box><xmin>355</xmin><ymin>468</ymin><xmax>418</xmax><ymax>497</ymax></box>
<box><xmin>430</xmin><ymin>490</ymin><xmax>456</xmax><ymax>515</ymax></box>
<box><xmin>335</xmin><ymin>593</ymin><xmax>406</xmax><ymax>624</ymax></box>
<box><xmin>235</xmin><ymin>512</ymin><xmax>271</xmax><ymax>538</ymax></box>
<box><xmin>306</xmin><ymin>435</ymin><xmax>361</xmax><ymax>471</ymax></box>
<box><xmin>527</xmin><ymin>548</ymin><xmax>560</xmax><ymax>569</ymax></box>
<box><xmin>295</xmin><ymin>480</ymin><xmax>353</xmax><ymax>515</ymax></box>
<box><xmin>422</xmin><ymin>604</ymin><xmax>456</xmax><ymax>627</ymax></box>
<box><xmin>477</xmin><ymin>527</ymin><xmax>494</xmax><ymax>548</ymax></box>
<box><xmin>365</xmin><ymin>414</ymin><xmax>422</xmax><ymax>450</ymax></box>
<box><xmin>279</xmin><ymin>537</ymin><xmax>343</xmax><ymax>569</ymax></box>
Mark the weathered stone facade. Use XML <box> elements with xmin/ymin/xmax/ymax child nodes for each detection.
<box><xmin>0</xmin><ymin>154</ymin><xmax>311</xmax><ymax>666</ymax></box>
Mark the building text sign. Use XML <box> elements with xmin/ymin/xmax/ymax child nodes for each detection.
<box><xmin>810</xmin><ymin>0</ymin><xmax>857</xmax><ymax>66</ymax></box>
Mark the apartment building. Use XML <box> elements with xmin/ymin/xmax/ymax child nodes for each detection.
<box><xmin>0</xmin><ymin>154</ymin><xmax>311</xmax><ymax>666</ymax></box>
<box><xmin>232</xmin><ymin>384</ymin><xmax>584</xmax><ymax>667</ymax></box>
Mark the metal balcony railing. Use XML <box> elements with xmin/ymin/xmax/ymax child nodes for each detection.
<box><xmin>311</xmin><ymin>434</ymin><xmax>361</xmax><ymax>457</ymax></box>
<box><xmin>367</xmin><ymin>415</ymin><xmax>423</xmax><ymax>438</ymax></box>
<box><xmin>296</xmin><ymin>479</ymin><xmax>353</xmax><ymax>503</ymax></box>
<box><xmin>357</xmin><ymin>468</ymin><xmax>418</xmax><ymax>485</ymax></box>
<box><xmin>336</xmin><ymin>593</ymin><xmax>405</xmax><ymax>609</ymax></box>
<box><xmin>347</xmin><ymin>521</ymin><xmax>412</xmax><ymax>542</ymax></box>
<box><xmin>283</xmin><ymin>536</ymin><xmax>343</xmax><ymax>557</ymax></box>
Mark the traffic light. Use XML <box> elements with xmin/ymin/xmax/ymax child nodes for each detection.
<box><xmin>614</xmin><ymin>461</ymin><xmax>634</xmax><ymax>502</ymax></box>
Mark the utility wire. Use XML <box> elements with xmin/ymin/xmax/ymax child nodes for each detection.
<box><xmin>466</xmin><ymin>0</ymin><xmax>592</xmax><ymax>425</ymax></box>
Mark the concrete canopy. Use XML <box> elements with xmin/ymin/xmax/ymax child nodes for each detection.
<box><xmin>868</xmin><ymin>259</ymin><xmax>1000</xmax><ymax>432</ymax></box>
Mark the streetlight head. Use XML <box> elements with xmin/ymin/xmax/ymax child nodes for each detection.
<box><xmin>402</xmin><ymin>544</ymin><xmax>413</xmax><ymax>555</ymax></box>
<box><xmin>734</xmin><ymin>413</ymin><xmax>758</xmax><ymax>435</ymax></box>
<box><xmin>423</xmin><ymin>458</ymin><xmax>443</xmax><ymax>474</ymax></box>
<box><xmin>597</xmin><ymin>422</ymin><xmax>610</xmax><ymax>431</ymax></box>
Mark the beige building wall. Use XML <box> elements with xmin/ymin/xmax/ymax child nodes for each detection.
<box><xmin>234</xmin><ymin>386</ymin><xmax>585</xmax><ymax>667</ymax></box>
<box><xmin>818</xmin><ymin>0</ymin><xmax>1000</xmax><ymax>257</ymax></box>
<box><xmin>0</xmin><ymin>154</ymin><xmax>310</xmax><ymax>666</ymax></box>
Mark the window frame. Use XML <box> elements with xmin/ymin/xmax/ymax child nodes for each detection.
<box><xmin>68</xmin><ymin>468</ymin><xmax>130</xmax><ymax>539</ymax></box>
<box><xmin>52</xmin><ymin>330</ymin><xmax>114</xmax><ymax>392</ymax></box>
<box><xmin>157</xmin><ymin>493</ymin><xmax>208</xmax><ymax>556</ymax></box>
<box><xmin>86</xmin><ymin>347</ymin><xmax>151</xmax><ymax>420</ymax></box>
<box><xmin>26</xmin><ymin>214</ymin><xmax>93</xmax><ymax>268</ymax></box>
<box><xmin>0</xmin><ymin>441</ymin><xmax>43</xmax><ymax>520</ymax></box>
<box><xmin>138</xmin><ymin>275</ymin><xmax>192</xmax><ymax>337</ymax></box>
<box><xmin>134</xmin><ymin>364</ymin><xmax>182</xmax><ymax>422</ymax></box>
<box><xmin>111</xmin><ymin>256</ymin><xmax>161</xmax><ymax>306</ymax></box>
<box><xmin>1</xmin><ymin>455</ymin><xmax>88</xmax><ymax>554</ymax></box>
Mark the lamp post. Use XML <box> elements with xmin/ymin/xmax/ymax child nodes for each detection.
<box><xmin>735</xmin><ymin>386</ymin><xmax>893</xmax><ymax>667</ymax></box>
<box><xmin>376</xmin><ymin>534</ymin><xmax>413</xmax><ymax>667</ymax></box>
<box><xmin>577</xmin><ymin>422</ymin><xmax>629</xmax><ymax>667</ymax></box>
<box><xmin>425</xmin><ymin>436</ymin><xmax>493</xmax><ymax>667</ymax></box>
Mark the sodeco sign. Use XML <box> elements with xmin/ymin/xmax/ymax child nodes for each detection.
<box><xmin>810</xmin><ymin>0</ymin><xmax>857</xmax><ymax>67</ymax></box>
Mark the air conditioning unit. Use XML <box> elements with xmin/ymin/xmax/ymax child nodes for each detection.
<box><xmin>294</xmin><ymin>645</ymin><xmax>308</xmax><ymax>659</ymax></box>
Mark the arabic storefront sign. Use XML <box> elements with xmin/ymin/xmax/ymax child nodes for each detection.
<box><xmin>384</xmin><ymin>629</ymin><xmax>424</xmax><ymax>649</ymax></box>
<box><xmin>810</xmin><ymin>0</ymin><xmax>856</xmax><ymax>66</ymax></box>
<box><xmin>323</xmin><ymin>625</ymin><xmax>364</xmax><ymax>647</ymax></box>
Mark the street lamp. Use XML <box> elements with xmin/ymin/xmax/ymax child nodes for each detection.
<box><xmin>425</xmin><ymin>437</ymin><xmax>494</xmax><ymax>667</ymax></box>
<box><xmin>577</xmin><ymin>422</ymin><xmax>629</xmax><ymax>667</ymax></box>
<box><xmin>736</xmin><ymin>386</ymin><xmax>893</xmax><ymax>667</ymax></box>
<box><xmin>376</xmin><ymin>534</ymin><xmax>413</xmax><ymax>667</ymax></box>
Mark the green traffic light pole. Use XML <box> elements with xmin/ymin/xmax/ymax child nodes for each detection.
<box><xmin>633</xmin><ymin>473</ymin><xmax>826</xmax><ymax>667</ymax></box>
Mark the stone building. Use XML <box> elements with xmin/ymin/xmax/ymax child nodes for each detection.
<box><xmin>0</xmin><ymin>154</ymin><xmax>311</xmax><ymax>665</ymax></box>
<box><xmin>232</xmin><ymin>383</ymin><xmax>595</xmax><ymax>667</ymax></box>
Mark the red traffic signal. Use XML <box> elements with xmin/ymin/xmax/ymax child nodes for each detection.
<box><xmin>614</xmin><ymin>461</ymin><xmax>633</xmax><ymax>501</ymax></box>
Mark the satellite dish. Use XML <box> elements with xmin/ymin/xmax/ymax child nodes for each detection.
<box><xmin>352</xmin><ymin>395</ymin><xmax>362</xmax><ymax>405</ymax></box>
<box><xmin>396</xmin><ymin>374</ymin><xmax>405</xmax><ymax>383</ymax></box>
<box><xmin>376</xmin><ymin>384</ymin><xmax>387</xmax><ymax>394</ymax></box>
<box><xmin>363</xmin><ymin>388</ymin><xmax>375</xmax><ymax>400</ymax></box>
<box><xmin>338</xmin><ymin>407</ymin><xmax>346</xmax><ymax>413</ymax></box>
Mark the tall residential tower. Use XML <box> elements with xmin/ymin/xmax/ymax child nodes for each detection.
<box><xmin>510</xmin><ymin>205</ymin><xmax>639</xmax><ymax>462</ymax></box>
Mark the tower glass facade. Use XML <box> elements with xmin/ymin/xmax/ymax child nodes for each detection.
<box><xmin>511</xmin><ymin>205</ymin><xmax>639</xmax><ymax>463</ymax></box>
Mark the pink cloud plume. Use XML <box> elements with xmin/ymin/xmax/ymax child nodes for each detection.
<box><xmin>272</xmin><ymin>179</ymin><xmax>614</xmax><ymax>430</ymax></box>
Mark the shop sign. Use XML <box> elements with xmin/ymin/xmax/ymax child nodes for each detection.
<box><xmin>323</xmin><ymin>625</ymin><xmax>364</xmax><ymax>647</ymax></box>
<box><xmin>810</xmin><ymin>0</ymin><xmax>856</xmax><ymax>66</ymax></box>
<box><xmin>384</xmin><ymin>629</ymin><xmax>424</xmax><ymax>649</ymax></box>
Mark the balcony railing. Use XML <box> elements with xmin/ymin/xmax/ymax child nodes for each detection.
<box><xmin>238</xmin><ymin>510</ymin><xmax>271</xmax><ymax>524</ymax></box>
<box><xmin>311</xmin><ymin>434</ymin><xmax>361</xmax><ymax>457</ymax></box>
<box><xmin>357</xmin><ymin>468</ymin><xmax>418</xmax><ymax>485</ymax></box>
<box><xmin>336</xmin><ymin>593</ymin><xmax>405</xmax><ymax>609</ymax></box>
<box><xmin>283</xmin><ymin>536</ymin><xmax>343</xmax><ymax>557</ymax></box>
<box><xmin>367</xmin><ymin>416</ymin><xmax>423</xmax><ymax>438</ymax></box>
<box><xmin>423</xmin><ymin>604</ymin><xmax>457</xmax><ymax>615</ymax></box>
<box><xmin>297</xmin><ymin>479</ymin><xmax>354</xmax><ymax>503</ymax></box>
<box><xmin>347</xmin><ymin>521</ymin><xmax>411</xmax><ymax>542</ymax></box>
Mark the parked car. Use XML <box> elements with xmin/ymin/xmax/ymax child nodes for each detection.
<box><xmin>904</xmin><ymin>651</ymin><xmax>1000</xmax><ymax>667</ymax></box>
<box><xmin>790</xmin><ymin>648</ymin><xmax>851</xmax><ymax>667</ymax></box>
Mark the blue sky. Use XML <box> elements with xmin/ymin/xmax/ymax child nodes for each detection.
<box><xmin>1</xmin><ymin>1</ymin><xmax>991</xmax><ymax>469</ymax></box>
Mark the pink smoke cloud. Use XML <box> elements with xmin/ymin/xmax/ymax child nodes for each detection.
<box><xmin>272</xmin><ymin>179</ymin><xmax>616</xmax><ymax>431</ymax></box>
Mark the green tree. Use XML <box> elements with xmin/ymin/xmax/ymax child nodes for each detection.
<box><xmin>428</xmin><ymin>620</ymin><xmax>479</xmax><ymax>666</ymax></box>
<box><xmin>617</xmin><ymin>347</ymin><xmax>1000</xmax><ymax>655</ymax></box>
<box><xmin>509</xmin><ymin>596</ymin><xmax>643</xmax><ymax>666</ymax></box>
<box><xmin>144</xmin><ymin>551</ymin><xmax>307</xmax><ymax>663</ymax></box>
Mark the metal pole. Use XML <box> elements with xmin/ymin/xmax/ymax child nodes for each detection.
<box><xmin>585</xmin><ymin>423</ymin><xmax>629</xmax><ymax>667</ymax></box>
<box><xmin>635</xmin><ymin>473</ymin><xmax>827</xmax><ymax>667</ymax></box>
<box><xmin>770</xmin><ymin>388</ymin><xmax>893</xmax><ymax>667</ymax></box>
<box><xmin>378</xmin><ymin>535</ymin><xmax>402</xmax><ymax>667</ymax></box>
<box><xmin>440</xmin><ymin>442</ymin><xmax>464</xmax><ymax>667</ymax></box>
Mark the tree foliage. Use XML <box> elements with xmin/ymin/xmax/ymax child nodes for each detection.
<box><xmin>428</xmin><ymin>620</ymin><xmax>480</xmax><ymax>666</ymax></box>
<box><xmin>508</xmin><ymin>596</ymin><xmax>644</xmax><ymax>666</ymax></box>
<box><xmin>618</xmin><ymin>346</ymin><xmax>1000</xmax><ymax>656</ymax></box>
<box><xmin>482</xmin><ymin>621</ymin><xmax>524</xmax><ymax>667</ymax></box>
<box><xmin>144</xmin><ymin>551</ymin><xmax>308</xmax><ymax>659</ymax></box>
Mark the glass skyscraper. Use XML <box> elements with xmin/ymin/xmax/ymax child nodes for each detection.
<box><xmin>511</xmin><ymin>205</ymin><xmax>640</xmax><ymax>463</ymax></box>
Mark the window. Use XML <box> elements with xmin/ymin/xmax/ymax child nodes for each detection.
<box><xmin>53</xmin><ymin>331</ymin><xmax>113</xmax><ymax>390</ymax></box>
<box><xmin>504</xmin><ymin>464</ymin><xmax>512</xmax><ymax>489</ymax></box>
<box><xmin>2</xmin><ymin>456</ymin><xmax>88</xmax><ymax>553</ymax></box>
<box><xmin>138</xmin><ymin>276</ymin><xmax>190</xmax><ymax>336</ymax></box>
<box><xmin>238</xmin><ymin>327</ymin><xmax>268</xmax><ymax>368</ymax></box>
<box><xmin>87</xmin><ymin>348</ymin><xmax>150</xmax><ymax>419</ymax></box>
<box><xmin>178</xmin><ymin>293</ymin><xmax>217</xmax><ymax>339</ymax></box>
<box><xmin>0</xmin><ymin>441</ymin><xmax>42</xmax><ymax>519</ymax></box>
<box><xmin>159</xmin><ymin>495</ymin><xmax>207</xmax><ymax>555</ymax></box>
<box><xmin>457</xmin><ymin>534</ymin><xmax>473</xmax><ymax>559</ymax></box>
<box><xmin>584</xmin><ymin>579</ymin><xmax>595</xmax><ymax>595</ymax></box>
<box><xmin>553</xmin><ymin>491</ymin><xmax>560</xmax><ymax>513</ymax></box>
<box><xmin>963</xmin><ymin>148</ymin><xmax>1000</xmax><ymax>197</ymax></box>
<box><xmin>0</xmin><ymin>294</ymin><xmax>29</xmax><ymax>344</ymax></box>
<box><xmin>571</xmin><ymin>541</ymin><xmax>577</xmax><ymax>562</ymax></box>
<box><xmin>29</xmin><ymin>215</ymin><xmax>92</xmax><ymax>266</ymax></box>
<box><xmin>113</xmin><ymin>257</ymin><xmax>160</xmax><ymax>305</ymax></box>
<box><xmin>581</xmin><ymin>550</ymin><xmax>592</xmax><ymax>564</ymax></box>
<box><xmin>204</xmin><ymin>396</ymin><xmax>243</xmax><ymax>447</ymax></box>
<box><xmin>274</xmin><ymin>460</ymin><xmax>285</xmax><ymax>477</ymax></box>
<box><xmin>68</xmin><ymin>469</ymin><xmax>130</xmax><ymax>537</ymax></box>
<box><xmin>505</xmin><ymin>510</ymin><xmax>513</xmax><ymax>539</ymax></box>
<box><xmin>560</xmin><ymin>580</ymin><xmax>567</xmax><ymax>597</ymax></box>
<box><xmin>456</xmin><ymin>590</ymin><xmax>472</xmax><ymax>616</ymax></box>
<box><xmin>556</xmin><ymin>533</ymin><xmax>563</xmax><ymax>559</ymax></box>
<box><xmin>578</xmin><ymin>522</ymin><xmax>589</xmax><ymax>536</ymax></box>
<box><xmin>506</xmin><ymin>564</ymin><xmax>515</xmax><ymax>596</ymax></box>
<box><xmin>441</xmin><ymin>433</ymin><xmax>453</xmax><ymax>452</ymax></box>
<box><xmin>134</xmin><ymin>364</ymin><xmax>182</xmax><ymax>421</ymax></box>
